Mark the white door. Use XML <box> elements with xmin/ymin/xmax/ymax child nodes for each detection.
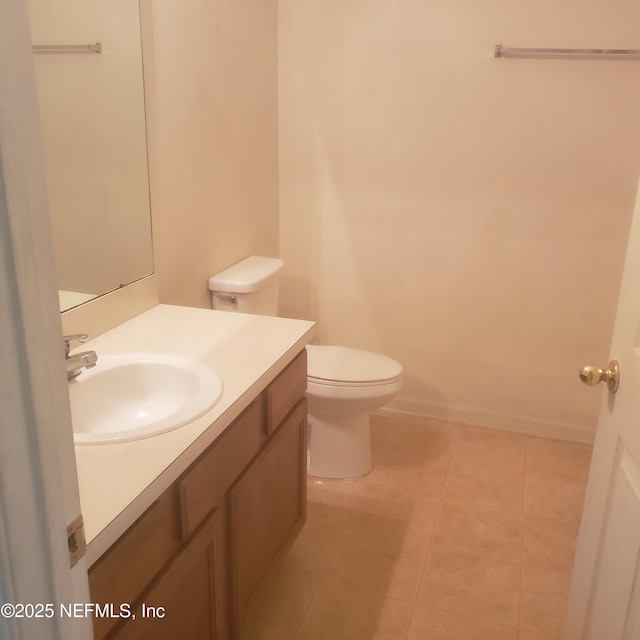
<box><xmin>0</xmin><ymin>0</ymin><xmax>92</xmax><ymax>638</ymax></box>
<box><xmin>564</xmin><ymin>177</ymin><xmax>640</xmax><ymax>639</ymax></box>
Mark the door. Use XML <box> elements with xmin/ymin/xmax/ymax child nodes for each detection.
<box><xmin>0</xmin><ymin>0</ymin><xmax>92</xmax><ymax>638</ymax></box>
<box><xmin>564</xmin><ymin>177</ymin><xmax>640</xmax><ymax>639</ymax></box>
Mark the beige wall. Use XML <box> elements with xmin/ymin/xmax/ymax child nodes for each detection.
<box><xmin>142</xmin><ymin>0</ymin><xmax>279</xmax><ymax>309</ymax></box>
<box><xmin>278</xmin><ymin>0</ymin><xmax>640</xmax><ymax>440</ymax></box>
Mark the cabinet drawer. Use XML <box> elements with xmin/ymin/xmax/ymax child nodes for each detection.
<box><xmin>178</xmin><ymin>400</ymin><xmax>262</xmax><ymax>539</ymax></box>
<box><xmin>265</xmin><ymin>350</ymin><xmax>307</xmax><ymax>435</ymax></box>
<box><xmin>89</xmin><ymin>487</ymin><xmax>181</xmax><ymax>640</ymax></box>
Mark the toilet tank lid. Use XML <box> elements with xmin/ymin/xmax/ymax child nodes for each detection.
<box><xmin>208</xmin><ymin>256</ymin><xmax>284</xmax><ymax>293</ymax></box>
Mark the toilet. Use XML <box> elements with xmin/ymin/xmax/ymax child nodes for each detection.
<box><xmin>208</xmin><ymin>256</ymin><xmax>403</xmax><ymax>479</ymax></box>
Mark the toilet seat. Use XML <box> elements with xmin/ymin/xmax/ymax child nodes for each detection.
<box><xmin>306</xmin><ymin>345</ymin><xmax>403</xmax><ymax>387</ymax></box>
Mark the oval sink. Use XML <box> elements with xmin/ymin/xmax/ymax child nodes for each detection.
<box><xmin>69</xmin><ymin>354</ymin><xmax>223</xmax><ymax>445</ymax></box>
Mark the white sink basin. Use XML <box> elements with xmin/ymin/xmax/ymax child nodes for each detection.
<box><xmin>69</xmin><ymin>354</ymin><xmax>223</xmax><ymax>445</ymax></box>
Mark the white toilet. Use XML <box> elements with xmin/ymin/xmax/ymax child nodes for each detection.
<box><xmin>208</xmin><ymin>256</ymin><xmax>403</xmax><ymax>479</ymax></box>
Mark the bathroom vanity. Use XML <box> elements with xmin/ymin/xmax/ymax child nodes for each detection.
<box><xmin>73</xmin><ymin>305</ymin><xmax>314</xmax><ymax>640</ymax></box>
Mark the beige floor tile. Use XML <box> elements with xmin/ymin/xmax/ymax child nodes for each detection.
<box><xmin>520</xmin><ymin>565</ymin><xmax>571</xmax><ymax>638</ymax></box>
<box><xmin>525</xmin><ymin>437</ymin><xmax>592</xmax><ymax>481</ymax></box>
<box><xmin>296</xmin><ymin>582</ymin><xmax>413</xmax><ymax>640</ymax></box>
<box><xmin>351</xmin><ymin>480</ymin><xmax>441</xmax><ymax>542</ymax></box>
<box><xmin>275</xmin><ymin>515</ymin><xmax>347</xmax><ymax>582</ymax></box>
<box><xmin>307</xmin><ymin>476</ymin><xmax>365</xmax><ymax>522</ymax></box>
<box><xmin>240</xmin><ymin>574</ymin><xmax>318</xmax><ymax>640</ymax></box>
<box><xmin>366</xmin><ymin>417</ymin><xmax>457</xmax><ymax>496</ymax></box>
<box><xmin>524</xmin><ymin>474</ymin><xmax>587</xmax><ymax>522</ymax></box>
<box><xmin>519</xmin><ymin>632</ymin><xmax>553</xmax><ymax>640</ymax></box>
<box><xmin>367</xmin><ymin>448</ymin><xmax>450</xmax><ymax>496</ymax></box>
<box><xmin>324</xmin><ymin>527</ymin><xmax>429</xmax><ymax>601</ymax></box>
<box><xmin>408</xmin><ymin>605</ymin><xmax>518</xmax><ymax>640</ymax></box>
<box><xmin>417</xmin><ymin>545</ymin><xmax>520</xmax><ymax>627</ymax></box>
<box><xmin>383</xmin><ymin>416</ymin><xmax>457</xmax><ymax>462</ymax></box>
<box><xmin>523</xmin><ymin>513</ymin><xmax>580</xmax><ymax>573</ymax></box>
<box><xmin>444</xmin><ymin>465</ymin><xmax>525</xmax><ymax>512</ymax></box>
<box><xmin>308</xmin><ymin>475</ymin><xmax>366</xmax><ymax>499</ymax></box>
<box><xmin>371</xmin><ymin>413</ymin><xmax>394</xmax><ymax>455</ymax></box>
<box><xmin>451</xmin><ymin>426</ymin><xmax>526</xmax><ymax>474</ymax></box>
<box><xmin>434</xmin><ymin>500</ymin><xmax>522</xmax><ymax>562</ymax></box>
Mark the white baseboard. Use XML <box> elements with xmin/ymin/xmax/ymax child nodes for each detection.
<box><xmin>379</xmin><ymin>396</ymin><xmax>595</xmax><ymax>445</ymax></box>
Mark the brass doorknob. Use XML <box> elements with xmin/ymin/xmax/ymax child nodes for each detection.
<box><xmin>579</xmin><ymin>360</ymin><xmax>620</xmax><ymax>393</ymax></box>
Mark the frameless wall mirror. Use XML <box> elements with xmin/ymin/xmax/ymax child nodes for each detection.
<box><xmin>27</xmin><ymin>0</ymin><xmax>154</xmax><ymax>312</ymax></box>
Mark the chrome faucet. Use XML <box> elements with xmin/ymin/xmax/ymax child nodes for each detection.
<box><xmin>64</xmin><ymin>334</ymin><xmax>98</xmax><ymax>380</ymax></box>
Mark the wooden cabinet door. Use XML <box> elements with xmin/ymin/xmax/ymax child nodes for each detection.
<box><xmin>228</xmin><ymin>398</ymin><xmax>307</xmax><ymax>637</ymax></box>
<box><xmin>89</xmin><ymin>488</ymin><xmax>181</xmax><ymax>640</ymax></box>
<box><xmin>111</xmin><ymin>510</ymin><xmax>221</xmax><ymax>640</ymax></box>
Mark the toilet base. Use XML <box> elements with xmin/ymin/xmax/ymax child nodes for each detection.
<box><xmin>307</xmin><ymin>411</ymin><xmax>372</xmax><ymax>479</ymax></box>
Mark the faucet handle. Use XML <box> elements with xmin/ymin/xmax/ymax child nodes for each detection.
<box><xmin>63</xmin><ymin>333</ymin><xmax>89</xmax><ymax>356</ymax></box>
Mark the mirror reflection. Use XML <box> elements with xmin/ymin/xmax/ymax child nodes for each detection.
<box><xmin>28</xmin><ymin>0</ymin><xmax>154</xmax><ymax>312</ymax></box>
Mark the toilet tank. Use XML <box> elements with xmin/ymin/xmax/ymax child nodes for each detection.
<box><xmin>208</xmin><ymin>256</ymin><xmax>284</xmax><ymax>316</ymax></box>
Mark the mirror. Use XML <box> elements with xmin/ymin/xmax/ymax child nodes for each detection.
<box><xmin>27</xmin><ymin>0</ymin><xmax>154</xmax><ymax>312</ymax></box>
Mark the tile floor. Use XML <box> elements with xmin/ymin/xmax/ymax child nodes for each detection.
<box><xmin>240</xmin><ymin>413</ymin><xmax>593</xmax><ymax>640</ymax></box>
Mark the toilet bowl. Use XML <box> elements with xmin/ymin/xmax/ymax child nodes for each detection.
<box><xmin>305</xmin><ymin>345</ymin><xmax>403</xmax><ymax>478</ymax></box>
<box><xmin>208</xmin><ymin>256</ymin><xmax>403</xmax><ymax>479</ymax></box>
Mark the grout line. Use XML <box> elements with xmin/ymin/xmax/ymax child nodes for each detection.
<box><xmin>517</xmin><ymin>435</ymin><xmax>529</xmax><ymax>633</ymax></box>
<box><xmin>430</xmin><ymin>541</ymin><xmax>522</xmax><ymax>566</ymax></box>
<box><xmin>524</xmin><ymin>433</ymin><xmax>532</xmax><ymax>475</ymax></box>
<box><xmin>410</xmin><ymin>601</ymin><xmax>521</xmax><ymax>635</ymax></box>
<box><xmin>409</xmin><ymin>422</ymin><xmax>461</xmax><ymax>617</ymax></box>
<box><xmin>310</xmin><ymin>467</ymin><xmax>368</xmax><ymax>585</ymax></box>
<box><xmin>438</xmin><ymin>420</ymin><xmax>461</xmax><ymax>503</ymax></box>
<box><xmin>287</xmin><ymin>577</ymin><xmax>322</xmax><ymax>639</ymax></box>
<box><xmin>518</xmin><ymin>552</ymin><xmax>525</xmax><ymax>634</ymax></box>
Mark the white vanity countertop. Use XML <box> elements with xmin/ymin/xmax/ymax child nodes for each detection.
<box><xmin>74</xmin><ymin>304</ymin><xmax>315</xmax><ymax>566</ymax></box>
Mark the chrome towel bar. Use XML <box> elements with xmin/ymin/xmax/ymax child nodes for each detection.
<box><xmin>33</xmin><ymin>43</ymin><xmax>102</xmax><ymax>55</ymax></box>
<box><xmin>495</xmin><ymin>44</ymin><xmax>640</xmax><ymax>59</ymax></box>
